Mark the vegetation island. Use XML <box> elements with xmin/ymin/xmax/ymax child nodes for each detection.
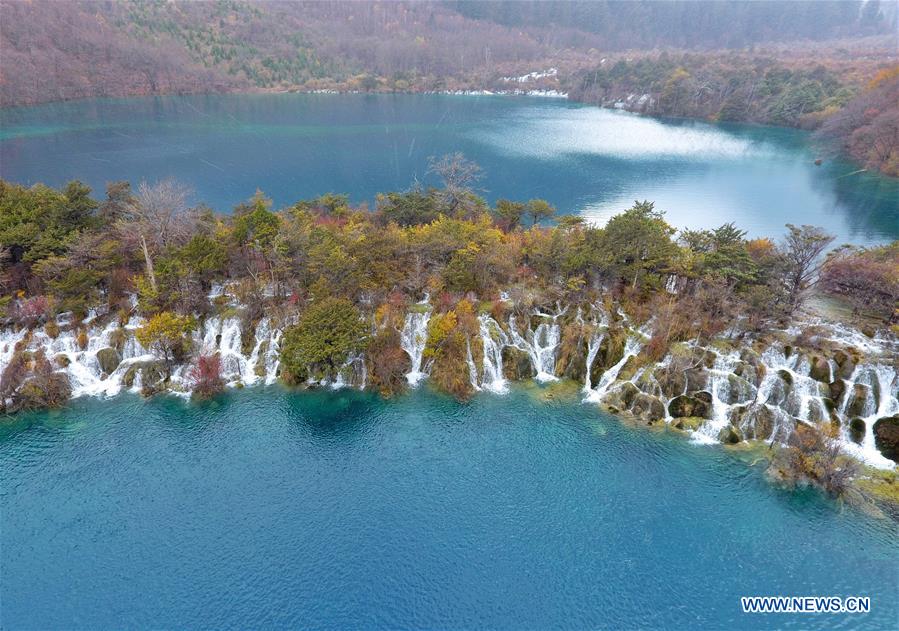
<box><xmin>1</xmin><ymin>153</ymin><xmax>898</xmax><ymax>515</ymax></box>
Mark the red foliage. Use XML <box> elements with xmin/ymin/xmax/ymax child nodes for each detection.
<box><xmin>188</xmin><ymin>354</ymin><xmax>225</xmax><ymax>399</ymax></box>
<box><xmin>12</xmin><ymin>295</ymin><xmax>51</xmax><ymax>326</ymax></box>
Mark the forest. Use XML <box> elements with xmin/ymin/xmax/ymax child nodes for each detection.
<box><xmin>2</xmin><ymin>0</ymin><xmax>896</xmax><ymax>107</ymax></box>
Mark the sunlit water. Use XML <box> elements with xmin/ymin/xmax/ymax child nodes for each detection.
<box><xmin>1</xmin><ymin>94</ymin><xmax>897</xmax><ymax>244</ymax></box>
<box><xmin>1</xmin><ymin>387</ymin><xmax>896</xmax><ymax>629</ymax></box>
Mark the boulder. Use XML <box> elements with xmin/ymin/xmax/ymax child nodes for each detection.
<box><xmin>845</xmin><ymin>383</ymin><xmax>872</xmax><ymax>418</ymax></box>
<box><xmin>630</xmin><ymin>393</ymin><xmax>666</xmax><ymax>424</ymax></box>
<box><xmin>808</xmin><ymin>355</ymin><xmax>831</xmax><ymax>383</ymax></box>
<box><xmin>656</xmin><ymin>367</ymin><xmax>686</xmax><ymax>399</ymax></box>
<box><xmin>718</xmin><ymin>425</ymin><xmax>743</xmax><ymax>444</ymax></box>
<box><xmin>828</xmin><ymin>379</ymin><xmax>845</xmax><ymax>403</ymax></box>
<box><xmin>502</xmin><ymin>346</ymin><xmax>535</xmax><ymax>381</ymax></box>
<box><xmin>96</xmin><ymin>347</ymin><xmax>122</xmax><ymax>375</ymax></box>
<box><xmin>873</xmin><ymin>417</ymin><xmax>899</xmax><ymax>463</ymax></box>
<box><xmin>668</xmin><ymin>393</ymin><xmax>711</xmax><ymax>419</ymax></box>
<box><xmin>832</xmin><ymin>350</ymin><xmax>856</xmax><ymax>380</ymax></box>
<box><xmin>730</xmin><ymin>403</ymin><xmax>774</xmax><ymax>441</ymax></box>
<box><xmin>122</xmin><ymin>360</ymin><xmax>167</xmax><ymax>391</ymax></box>
<box><xmin>684</xmin><ymin>368</ymin><xmax>708</xmax><ymax>392</ymax></box>
<box><xmin>603</xmin><ymin>381</ymin><xmax>640</xmax><ymax>410</ymax></box>
<box><xmin>670</xmin><ymin>416</ymin><xmax>705</xmax><ymax>431</ymax></box>
<box><xmin>849</xmin><ymin>418</ymin><xmax>866</xmax><ymax>445</ymax></box>
<box><xmin>725</xmin><ymin>373</ymin><xmax>756</xmax><ymax>404</ymax></box>
<box><xmin>733</xmin><ymin>360</ymin><xmax>760</xmax><ymax>387</ymax></box>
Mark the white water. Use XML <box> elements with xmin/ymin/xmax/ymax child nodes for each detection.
<box><xmin>478</xmin><ymin>315</ymin><xmax>509</xmax><ymax>394</ymax></box>
<box><xmin>583</xmin><ymin>332</ymin><xmax>605</xmax><ymax>393</ymax></box>
<box><xmin>1</xmin><ymin>316</ymin><xmax>284</xmax><ymax>401</ymax></box>
<box><xmin>400</xmin><ymin>310</ymin><xmax>431</xmax><ymax>386</ymax></box>
<box><xmin>508</xmin><ymin>313</ymin><xmax>562</xmax><ymax>382</ymax></box>
<box><xmin>584</xmin><ymin>336</ymin><xmax>642</xmax><ymax>403</ymax></box>
<box><xmin>693</xmin><ymin>351</ymin><xmax>744</xmax><ymax>444</ymax></box>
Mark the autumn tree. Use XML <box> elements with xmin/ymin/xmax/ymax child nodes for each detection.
<box><xmin>779</xmin><ymin>224</ymin><xmax>834</xmax><ymax>315</ymax></box>
<box><xmin>279</xmin><ymin>297</ymin><xmax>367</xmax><ymax>383</ymax></box>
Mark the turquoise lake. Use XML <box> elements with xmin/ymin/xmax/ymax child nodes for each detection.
<box><xmin>1</xmin><ymin>387</ymin><xmax>897</xmax><ymax>629</ymax></box>
<box><xmin>1</xmin><ymin>94</ymin><xmax>897</xmax><ymax>244</ymax></box>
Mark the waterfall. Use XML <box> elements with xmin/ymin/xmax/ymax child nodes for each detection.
<box><xmin>693</xmin><ymin>351</ymin><xmax>743</xmax><ymax>444</ymax></box>
<box><xmin>508</xmin><ymin>313</ymin><xmax>561</xmax><ymax>382</ymax></box>
<box><xmin>465</xmin><ymin>338</ymin><xmax>481</xmax><ymax>392</ymax></box>
<box><xmin>583</xmin><ymin>332</ymin><xmax>604</xmax><ymax>392</ymax></box>
<box><xmin>584</xmin><ymin>336</ymin><xmax>641</xmax><ymax>403</ymax></box>
<box><xmin>0</xmin><ymin>314</ymin><xmax>287</xmax><ymax>402</ymax></box>
<box><xmin>400</xmin><ymin>310</ymin><xmax>431</xmax><ymax>386</ymax></box>
<box><xmin>836</xmin><ymin>363</ymin><xmax>899</xmax><ymax>468</ymax></box>
<box><xmin>478</xmin><ymin>314</ymin><xmax>509</xmax><ymax>393</ymax></box>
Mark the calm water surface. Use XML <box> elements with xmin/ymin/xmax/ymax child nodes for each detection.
<box><xmin>1</xmin><ymin>94</ymin><xmax>897</xmax><ymax>244</ymax></box>
<box><xmin>1</xmin><ymin>387</ymin><xmax>896</xmax><ymax>629</ymax></box>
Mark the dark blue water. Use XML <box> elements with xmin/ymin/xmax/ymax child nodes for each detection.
<box><xmin>1</xmin><ymin>94</ymin><xmax>897</xmax><ymax>244</ymax></box>
<box><xmin>1</xmin><ymin>387</ymin><xmax>896</xmax><ymax>629</ymax></box>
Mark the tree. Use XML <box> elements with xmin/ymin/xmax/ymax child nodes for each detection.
<box><xmin>136</xmin><ymin>311</ymin><xmax>195</xmax><ymax>373</ymax></box>
<box><xmin>280</xmin><ymin>297</ymin><xmax>367</xmax><ymax>383</ymax></box>
<box><xmin>493</xmin><ymin>199</ymin><xmax>525</xmax><ymax>231</ymax></box>
<box><xmin>595</xmin><ymin>201</ymin><xmax>677</xmax><ymax>288</ymax></box>
<box><xmin>524</xmin><ymin>199</ymin><xmax>555</xmax><ymax>228</ymax></box>
<box><xmin>820</xmin><ymin>243</ymin><xmax>899</xmax><ymax>322</ymax></box>
<box><xmin>118</xmin><ymin>179</ymin><xmax>199</xmax><ymax>293</ymax></box>
<box><xmin>427</xmin><ymin>153</ymin><xmax>484</xmax><ymax>216</ymax></box>
<box><xmin>780</xmin><ymin>224</ymin><xmax>834</xmax><ymax>315</ymax></box>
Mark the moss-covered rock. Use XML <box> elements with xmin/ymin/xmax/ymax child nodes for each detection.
<box><xmin>95</xmin><ymin>347</ymin><xmax>121</xmax><ymax>375</ymax></box>
<box><xmin>603</xmin><ymin>381</ymin><xmax>640</xmax><ymax>410</ymax></box>
<box><xmin>617</xmin><ymin>355</ymin><xmax>641</xmax><ymax>383</ymax></box>
<box><xmin>668</xmin><ymin>393</ymin><xmax>711</xmax><ymax>419</ymax></box>
<box><xmin>122</xmin><ymin>360</ymin><xmax>167</xmax><ymax>390</ymax></box>
<box><xmin>849</xmin><ymin>418</ymin><xmax>866</xmax><ymax>444</ymax></box>
<box><xmin>718</xmin><ymin>425</ymin><xmax>743</xmax><ymax>444</ymax></box>
<box><xmin>808</xmin><ymin>355</ymin><xmax>831</xmax><ymax>383</ymax></box>
<box><xmin>670</xmin><ymin>416</ymin><xmax>705</xmax><ymax>431</ymax></box>
<box><xmin>832</xmin><ymin>349</ymin><xmax>857</xmax><ymax>380</ymax></box>
<box><xmin>872</xmin><ymin>416</ymin><xmax>899</xmax><ymax>463</ymax></box>
<box><xmin>629</xmin><ymin>392</ymin><xmax>666</xmax><ymax>424</ymax></box>
<box><xmin>730</xmin><ymin>403</ymin><xmax>774</xmax><ymax>441</ymax></box>
<box><xmin>54</xmin><ymin>353</ymin><xmax>70</xmax><ymax>368</ymax></box>
<box><xmin>725</xmin><ymin>373</ymin><xmax>755</xmax><ymax>404</ymax></box>
<box><xmin>502</xmin><ymin>346</ymin><xmax>535</xmax><ymax>381</ymax></box>
<box><xmin>845</xmin><ymin>383</ymin><xmax>872</xmax><ymax>418</ymax></box>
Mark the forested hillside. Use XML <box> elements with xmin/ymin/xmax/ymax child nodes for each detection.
<box><xmin>2</xmin><ymin>0</ymin><xmax>896</xmax><ymax>107</ymax></box>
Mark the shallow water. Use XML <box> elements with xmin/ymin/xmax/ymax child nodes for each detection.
<box><xmin>2</xmin><ymin>386</ymin><xmax>896</xmax><ymax>629</ymax></box>
<box><xmin>2</xmin><ymin>94</ymin><xmax>897</xmax><ymax>244</ymax></box>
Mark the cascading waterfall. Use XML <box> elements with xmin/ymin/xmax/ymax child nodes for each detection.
<box><xmin>478</xmin><ymin>314</ymin><xmax>509</xmax><ymax>393</ymax></box>
<box><xmin>2</xmin><ymin>316</ymin><xmax>286</xmax><ymax>400</ymax></box>
<box><xmin>584</xmin><ymin>336</ymin><xmax>641</xmax><ymax>403</ymax></box>
<box><xmin>400</xmin><ymin>310</ymin><xmax>431</xmax><ymax>386</ymax></box>
<box><xmin>583</xmin><ymin>332</ymin><xmax>605</xmax><ymax>393</ymax></box>
<box><xmin>837</xmin><ymin>364</ymin><xmax>899</xmax><ymax>468</ymax></box>
<box><xmin>693</xmin><ymin>351</ymin><xmax>745</xmax><ymax>444</ymax></box>
<box><xmin>508</xmin><ymin>311</ymin><xmax>563</xmax><ymax>382</ymax></box>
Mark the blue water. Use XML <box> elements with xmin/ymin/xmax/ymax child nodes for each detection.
<box><xmin>1</xmin><ymin>387</ymin><xmax>896</xmax><ymax>629</ymax></box>
<box><xmin>1</xmin><ymin>94</ymin><xmax>897</xmax><ymax>244</ymax></box>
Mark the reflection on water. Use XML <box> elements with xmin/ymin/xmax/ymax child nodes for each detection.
<box><xmin>1</xmin><ymin>94</ymin><xmax>896</xmax><ymax>244</ymax></box>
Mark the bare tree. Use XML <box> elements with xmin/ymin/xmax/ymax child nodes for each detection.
<box><xmin>117</xmin><ymin>179</ymin><xmax>198</xmax><ymax>292</ymax></box>
<box><xmin>780</xmin><ymin>224</ymin><xmax>834</xmax><ymax>315</ymax></box>
<box><xmin>427</xmin><ymin>152</ymin><xmax>484</xmax><ymax>215</ymax></box>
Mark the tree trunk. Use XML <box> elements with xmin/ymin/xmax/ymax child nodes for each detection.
<box><xmin>141</xmin><ymin>235</ymin><xmax>157</xmax><ymax>293</ymax></box>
